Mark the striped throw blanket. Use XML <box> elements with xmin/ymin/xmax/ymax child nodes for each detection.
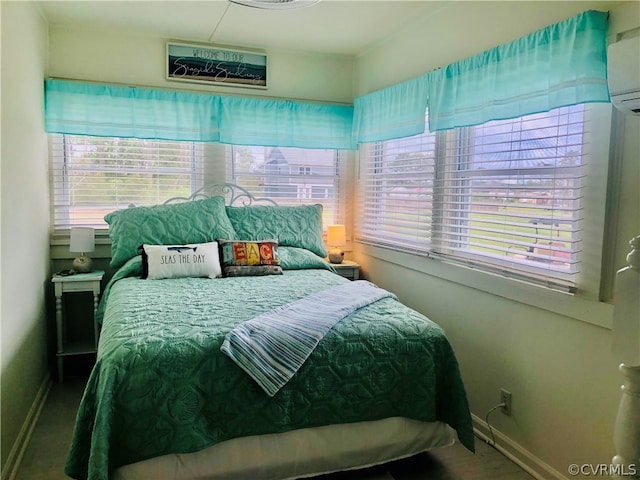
<box><xmin>221</xmin><ymin>280</ymin><xmax>397</xmax><ymax>396</ymax></box>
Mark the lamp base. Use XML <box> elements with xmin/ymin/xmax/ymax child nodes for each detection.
<box><xmin>328</xmin><ymin>248</ymin><xmax>344</xmax><ymax>264</ymax></box>
<box><xmin>73</xmin><ymin>254</ymin><xmax>93</xmax><ymax>273</ymax></box>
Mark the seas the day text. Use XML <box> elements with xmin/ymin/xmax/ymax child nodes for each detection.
<box><xmin>161</xmin><ymin>254</ymin><xmax>206</xmax><ymax>265</ymax></box>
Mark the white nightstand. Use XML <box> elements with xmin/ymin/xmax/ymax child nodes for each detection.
<box><xmin>331</xmin><ymin>260</ymin><xmax>360</xmax><ymax>280</ymax></box>
<box><xmin>51</xmin><ymin>270</ymin><xmax>104</xmax><ymax>382</ymax></box>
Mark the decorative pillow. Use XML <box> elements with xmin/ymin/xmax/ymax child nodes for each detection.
<box><xmin>219</xmin><ymin>239</ymin><xmax>281</xmax><ymax>267</ymax></box>
<box><xmin>105</xmin><ymin>196</ymin><xmax>237</xmax><ymax>269</ymax></box>
<box><xmin>223</xmin><ymin>265</ymin><xmax>283</xmax><ymax>277</ymax></box>
<box><xmin>278</xmin><ymin>246</ymin><xmax>335</xmax><ymax>272</ymax></box>
<box><xmin>225</xmin><ymin>204</ymin><xmax>327</xmax><ymax>258</ymax></box>
<box><xmin>218</xmin><ymin>239</ymin><xmax>283</xmax><ymax>277</ymax></box>
<box><xmin>141</xmin><ymin>242</ymin><xmax>222</xmax><ymax>280</ymax></box>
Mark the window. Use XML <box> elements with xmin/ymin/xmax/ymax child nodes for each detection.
<box><xmin>50</xmin><ymin>137</ymin><xmax>342</xmax><ymax>234</ymax></box>
<box><xmin>357</xmin><ymin>105</ymin><xmax>598</xmax><ymax>292</ymax></box>
<box><xmin>358</xmin><ymin>127</ymin><xmax>436</xmax><ymax>252</ymax></box>
<box><xmin>49</xmin><ymin>135</ymin><xmax>204</xmax><ymax>232</ymax></box>
<box><xmin>229</xmin><ymin>146</ymin><xmax>341</xmax><ymax>226</ymax></box>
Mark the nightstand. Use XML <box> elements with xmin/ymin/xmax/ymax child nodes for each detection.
<box><xmin>51</xmin><ymin>270</ymin><xmax>104</xmax><ymax>382</ymax></box>
<box><xmin>331</xmin><ymin>260</ymin><xmax>360</xmax><ymax>280</ymax></box>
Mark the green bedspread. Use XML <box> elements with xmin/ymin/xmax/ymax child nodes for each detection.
<box><xmin>66</xmin><ymin>254</ymin><xmax>474</xmax><ymax>480</ymax></box>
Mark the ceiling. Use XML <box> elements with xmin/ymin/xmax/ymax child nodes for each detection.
<box><xmin>36</xmin><ymin>0</ymin><xmax>448</xmax><ymax>56</ymax></box>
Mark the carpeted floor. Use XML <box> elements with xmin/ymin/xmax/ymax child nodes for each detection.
<box><xmin>15</xmin><ymin>376</ymin><xmax>535</xmax><ymax>480</ymax></box>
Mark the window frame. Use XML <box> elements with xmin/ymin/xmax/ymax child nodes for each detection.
<box><xmin>50</xmin><ymin>138</ymin><xmax>348</xmax><ymax>248</ymax></box>
<box><xmin>355</xmin><ymin>103</ymin><xmax>613</xmax><ymax>325</ymax></box>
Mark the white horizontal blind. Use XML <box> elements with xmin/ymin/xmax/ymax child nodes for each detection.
<box><xmin>356</xmin><ymin>105</ymin><xmax>588</xmax><ymax>291</ymax></box>
<box><xmin>229</xmin><ymin>146</ymin><xmax>340</xmax><ymax>226</ymax></box>
<box><xmin>50</xmin><ymin>134</ymin><xmax>204</xmax><ymax>231</ymax></box>
<box><xmin>357</xmin><ymin>127</ymin><xmax>436</xmax><ymax>252</ymax></box>
<box><xmin>433</xmin><ymin>105</ymin><xmax>586</xmax><ymax>290</ymax></box>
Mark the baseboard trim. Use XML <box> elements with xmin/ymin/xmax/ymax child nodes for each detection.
<box><xmin>472</xmin><ymin>413</ymin><xmax>569</xmax><ymax>480</ymax></box>
<box><xmin>1</xmin><ymin>373</ymin><xmax>52</xmax><ymax>480</ymax></box>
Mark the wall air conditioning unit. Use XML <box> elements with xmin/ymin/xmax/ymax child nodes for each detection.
<box><xmin>607</xmin><ymin>35</ymin><xmax>640</xmax><ymax>115</ymax></box>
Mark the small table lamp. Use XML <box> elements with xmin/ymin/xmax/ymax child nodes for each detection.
<box><xmin>327</xmin><ymin>224</ymin><xmax>346</xmax><ymax>264</ymax></box>
<box><xmin>70</xmin><ymin>227</ymin><xmax>95</xmax><ymax>273</ymax></box>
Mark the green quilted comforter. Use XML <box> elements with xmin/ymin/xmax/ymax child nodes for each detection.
<box><xmin>66</xmin><ymin>252</ymin><xmax>474</xmax><ymax>480</ymax></box>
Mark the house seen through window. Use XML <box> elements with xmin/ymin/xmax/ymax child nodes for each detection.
<box><xmin>229</xmin><ymin>145</ymin><xmax>340</xmax><ymax>226</ymax></box>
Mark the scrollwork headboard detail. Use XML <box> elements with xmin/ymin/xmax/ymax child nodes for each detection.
<box><xmin>163</xmin><ymin>183</ymin><xmax>278</xmax><ymax>207</ymax></box>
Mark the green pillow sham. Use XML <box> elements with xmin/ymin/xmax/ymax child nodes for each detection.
<box><xmin>225</xmin><ymin>204</ymin><xmax>327</xmax><ymax>258</ymax></box>
<box><xmin>105</xmin><ymin>196</ymin><xmax>238</xmax><ymax>269</ymax></box>
<box><xmin>278</xmin><ymin>246</ymin><xmax>335</xmax><ymax>272</ymax></box>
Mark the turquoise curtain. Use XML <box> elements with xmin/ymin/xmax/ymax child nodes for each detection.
<box><xmin>352</xmin><ymin>75</ymin><xmax>429</xmax><ymax>143</ymax></box>
<box><xmin>46</xmin><ymin>10</ymin><xmax>609</xmax><ymax>148</ymax></box>
<box><xmin>44</xmin><ymin>79</ymin><xmax>355</xmax><ymax>149</ymax></box>
<box><xmin>219</xmin><ymin>96</ymin><xmax>356</xmax><ymax>149</ymax></box>
<box><xmin>45</xmin><ymin>80</ymin><xmax>221</xmax><ymax>142</ymax></box>
<box><xmin>352</xmin><ymin>9</ymin><xmax>610</xmax><ymax>141</ymax></box>
<box><xmin>428</xmin><ymin>10</ymin><xmax>610</xmax><ymax>131</ymax></box>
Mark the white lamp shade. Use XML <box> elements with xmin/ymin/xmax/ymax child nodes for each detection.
<box><xmin>70</xmin><ymin>227</ymin><xmax>95</xmax><ymax>253</ymax></box>
<box><xmin>327</xmin><ymin>224</ymin><xmax>346</xmax><ymax>247</ymax></box>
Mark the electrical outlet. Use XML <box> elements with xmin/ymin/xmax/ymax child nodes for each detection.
<box><xmin>500</xmin><ymin>389</ymin><xmax>512</xmax><ymax>416</ymax></box>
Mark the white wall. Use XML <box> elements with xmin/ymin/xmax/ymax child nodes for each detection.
<box><xmin>10</xmin><ymin>1</ymin><xmax>639</xmax><ymax>477</ymax></box>
<box><xmin>354</xmin><ymin>2</ymin><xmax>640</xmax><ymax>478</ymax></box>
<box><xmin>0</xmin><ymin>0</ymin><xmax>51</xmax><ymax>471</ymax></box>
<box><xmin>48</xmin><ymin>26</ymin><xmax>354</xmax><ymax>104</ymax></box>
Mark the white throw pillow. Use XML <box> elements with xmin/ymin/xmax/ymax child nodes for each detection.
<box><xmin>142</xmin><ymin>242</ymin><xmax>222</xmax><ymax>280</ymax></box>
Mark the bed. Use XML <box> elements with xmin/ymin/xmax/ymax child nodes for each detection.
<box><xmin>65</xmin><ymin>184</ymin><xmax>474</xmax><ymax>480</ymax></box>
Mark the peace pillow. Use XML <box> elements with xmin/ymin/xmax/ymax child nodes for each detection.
<box><xmin>141</xmin><ymin>242</ymin><xmax>222</xmax><ymax>280</ymax></box>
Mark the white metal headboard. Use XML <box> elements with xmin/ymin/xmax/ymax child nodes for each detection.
<box><xmin>163</xmin><ymin>183</ymin><xmax>278</xmax><ymax>206</ymax></box>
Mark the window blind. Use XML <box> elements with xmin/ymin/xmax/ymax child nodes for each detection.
<box><xmin>229</xmin><ymin>146</ymin><xmax>341</xmax><ymax>227</ymax></box>
<box><xmin>49</xmin><ymin>134</ymin><xmax>204</xmax><ymax>231</ymax></box>
<box><xmin>432</xmin><ymin>105</ymin><xmax>586</xmax><ymax>290</ymax></box>
<box><xmin>357</xmin><ymin>126</ymin><xmax>436</xmax><ymax>252</ymax></box>
<box><xmin>357</xmin><ymin>105</ymin><xmax>588</xmax><ymax>291</ymax></box>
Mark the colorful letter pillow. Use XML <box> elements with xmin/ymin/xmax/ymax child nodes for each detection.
<box><xmin>141</xmin><ymin>242</ymin><xmax>222</xmax><ymax>280</ymax></box>
<box><xmin>225</xmin><ymin>204</ymin><xmax>327</xmax><ymax>258</ymax></box>
<box><xmin>105</xmin><ymin>196</ymin><xmax>238</xmax><ymax>269</ymax></box>
<box><xmin>219</xmin><ymin>239</ymin><xmax>283</xmax><ymax>276</ymax></box>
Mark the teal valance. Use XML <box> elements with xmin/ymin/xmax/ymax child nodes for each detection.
<box><xmin>219</xmin><ymin>96</ymin><xmax>355</xmax><ymax>149</ymax></box>
<box><xmin>353</xmin><ymin>9</ymin><xmax>610</xmax><ymax>141</ymax></box>
<box><xmin>352</xmin><ymin>75</ymin><xmax>430</xmax><ymax>143</ymax></box>
<box><xmin>427</xmin><ymin>9</ymin><xmax>610</xmax><ymax>132</ymax></box>
<box><xmin>45</xmin><ymin>80</ymin><xmax>221</xmax><ymax>142</ymax></box>
<box><xmin>44</xmin><ymin>79</ymin><xmax>355</xmax><ymax>150</ymax></box>
<box><xmin>46</xmin><ymin>10</ymin><xmax>610</xmax><ymax>149</ymax></box>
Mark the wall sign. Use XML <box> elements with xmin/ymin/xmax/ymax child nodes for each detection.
<box><xmin>166</xmin><ymin>42</ymin><xmax>267</xmax><ymax>89</ymax></box>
